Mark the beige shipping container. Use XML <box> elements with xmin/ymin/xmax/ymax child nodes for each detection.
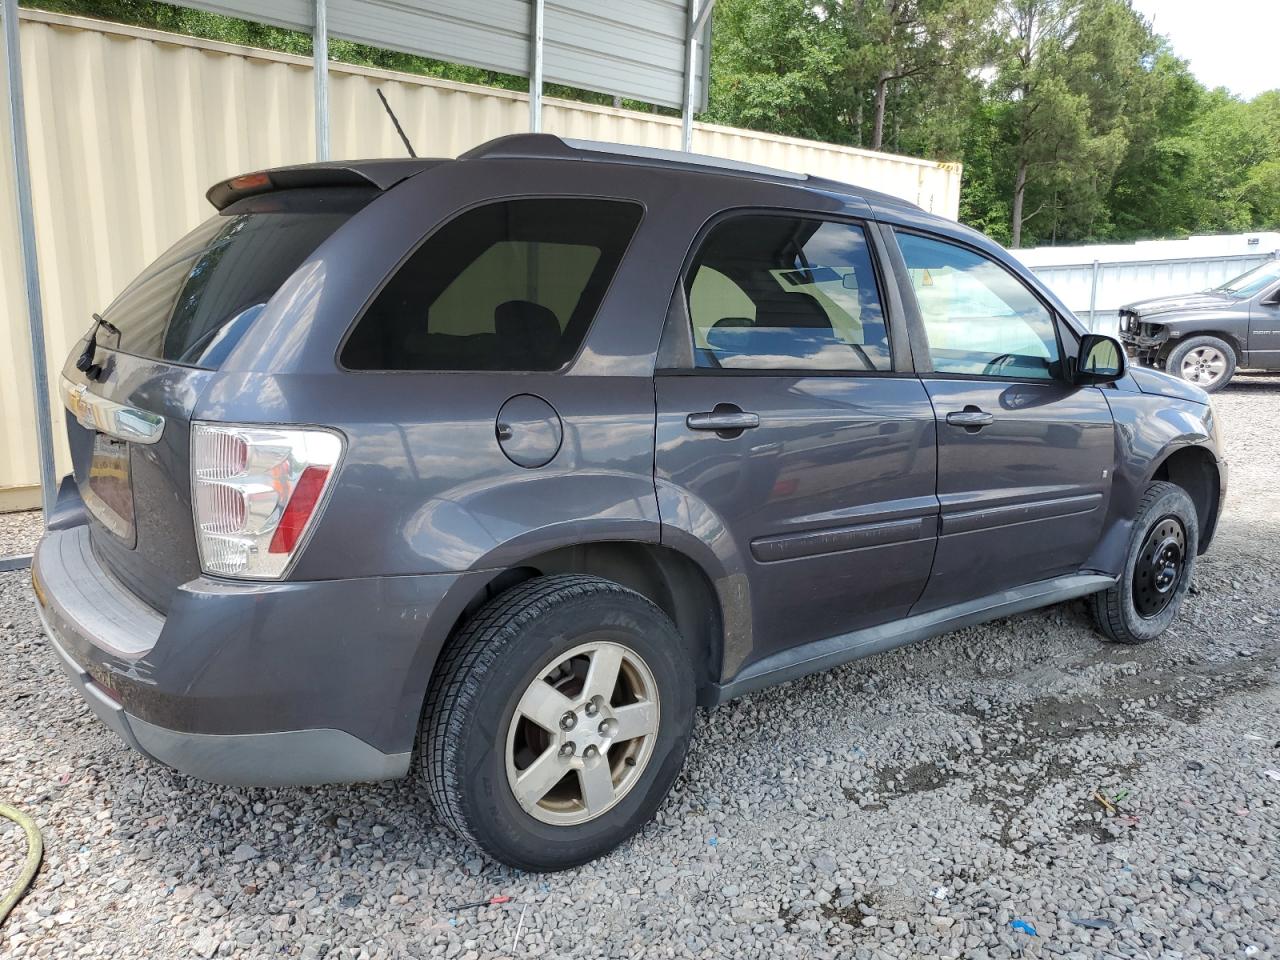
<box><xmin>0</xmin><ymin>9</ymin><xmax>962</xmax><ymax>510</ymax></box>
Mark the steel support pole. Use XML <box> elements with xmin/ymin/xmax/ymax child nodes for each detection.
<box><xmin>314</xmin><ymin>0</ymin><xmax>330</xmax><ymax>160</ymax></box>
<box><xmin>3</xmin><ymin>0</ymin><xmax>55</xmax><ymax>518</ymax></box>
<box><xmin>1088</xmin><ymin>259</ymin><xmax>1101</xmax><ymax>328</ymax></box>
<box><xmin>529</xmin><ymin>0</ymin><xmax>544</xmax><ymax>133</ymax></box>
<box><xmin>681</xmin><ymin>0</ymin><xmax>716</xmax><ymax>152</ymax></box>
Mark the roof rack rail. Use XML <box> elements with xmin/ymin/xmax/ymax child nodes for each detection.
<box><xmin>459</xmin><ymin>133</ymin><xmax>924</xmax><ymax>213</ymax></box>
<box><xmin>460</xmin><ymin>133</ymin><xmax>808</xmax><ymax>182</ymax></box>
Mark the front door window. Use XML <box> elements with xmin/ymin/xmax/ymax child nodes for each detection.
<box><xmin>897</xmin><ymin>232</ymin><xmax>1062</xmax><ymax>380</ymax></box>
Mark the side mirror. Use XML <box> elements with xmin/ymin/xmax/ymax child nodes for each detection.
<box><xmin>1074</xmin><ymin>333</ymin><xmax>1126</xmax><ymax>385</ymax></box>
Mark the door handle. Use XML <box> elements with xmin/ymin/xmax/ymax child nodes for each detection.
<box><xmin>945</xmin><ymin>408</ymin><xmax>994</xmax><ymax>429</ymax></box>
<box><xmin>687</xmin><ymin>406</ymin><xmax>760</xmax><ymax>434</ymax></box>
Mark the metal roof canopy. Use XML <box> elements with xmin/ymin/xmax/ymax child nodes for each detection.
<box><xmin>1</xmin><ymin>0</ymin><xmax>716</xmax><ymax>520</ymax></box>
<box><xmin>183</xmin><ymin>0</ymin><xmax>712</xmax><ymax>112</ymax></box>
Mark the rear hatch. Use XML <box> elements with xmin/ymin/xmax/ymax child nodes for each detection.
<box><xmin>62</xmin><ymin>187</ymin><xmax>371</xmax><ymax>612</ymax></box>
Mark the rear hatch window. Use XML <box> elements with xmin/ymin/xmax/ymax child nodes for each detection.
<box><xmin>100</xmin><ymin>189</ymin><xmax>369</xmax><ymax>368</ymax></box>
<box><xmin>68</xmin><ymin>188</ymin><xmax>369</xmax><ymax>612</ymax></box>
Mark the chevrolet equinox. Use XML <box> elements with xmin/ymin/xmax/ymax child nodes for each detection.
<box><xmin>33</xmin><ymin>134</ymin><xmax>1226</xmax><ymax>871</ymax></box>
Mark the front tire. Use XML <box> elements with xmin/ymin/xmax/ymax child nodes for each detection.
<box><xmin>1090</xmin><ymin>481</ymin><xmax>1199</xmax><ymax>644</ymax></box>
<box><xmin>1166</xmin><ymin>335</ymin><xmax>1236</xmax><ymax>392</ymax></box>
<box><xmin>421</xmin><ymin>575</ymin><xmax>695</xmax><ymax>871</ymax></box>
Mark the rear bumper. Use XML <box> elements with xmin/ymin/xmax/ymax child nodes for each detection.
<box><xmin>38</xmin><ymin>615</ymin><xmax>405</xmax><ymax>786</ymax></box>
<box><xmin>32</xmin><ymin>516</ymin><xmax>484</xmax><ymax>787</ymax></box>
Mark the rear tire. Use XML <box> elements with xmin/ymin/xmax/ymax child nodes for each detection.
<box><xmin>1166</xmin><ymin>335</ymin><xmax>1236</xmax><ymax>392</ymax></box>
<box><xmin>1090</xmin><ymin>481</ymin><xmax>1199</xmax><ymax>644</ymax></box>
<box><xmin>421</xmin><ymin>575</ymin><xmax>695</xmax><ymax>871</ymax></box>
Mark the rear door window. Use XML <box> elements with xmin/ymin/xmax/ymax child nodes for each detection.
<box><xmin>685</xmin><ymin>214</ymin><xmax>892</xmax><ymax>371</ymax></box>
<box><xmin>341</xmin><ymin>198</ymin><xmax>643</xmax><ymax>371</ymax></box>
<box><xmin>100</xmin><ymin>190</ymin><xmax>368</xmax><ymax>368</ymax></box>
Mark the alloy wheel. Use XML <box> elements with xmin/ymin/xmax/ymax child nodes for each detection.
<box><xmin>1179</xmin><ymin>346</ymin><xmax>1227</xmax><ymax>387</ymax></box>
<box><xmin>505</xmin><ymin>640</ymin><xmax>660</xmax><ymax>826</ymax></box>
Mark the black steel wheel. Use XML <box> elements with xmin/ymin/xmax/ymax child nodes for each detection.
<box><xmin>1131</xmin><ymin>516</ymin><xmax>1187</xmax><ymax>619</ymax></box>
<box><xmin>1091</xmin><ymin>481</ymin><xmax>1199</xmax><ymax>644</ymax></box>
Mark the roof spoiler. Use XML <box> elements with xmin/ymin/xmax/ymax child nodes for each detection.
<box><xmin>206</xmin><ymin>158</ymin><xmax>438</xmax><ymax>210</ymax></box>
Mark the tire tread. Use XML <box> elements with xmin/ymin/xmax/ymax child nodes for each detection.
<box><xmin>1165</xmin><ymin>335</ymin><xmax>1236</xmax><ymax>392</ymax></box>
<box><xmin>420</xmin><ymin>574</ymin><xmax>659</xmax><ymax>854</ymax></box>
<box><xmin>1091</xmin><ymin>480</ymin><xmax>1195</xmax><ymax>644</ymax></box>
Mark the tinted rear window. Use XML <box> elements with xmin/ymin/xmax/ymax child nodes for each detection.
<box><xmin>100</xmin><ymin>190</ymin><xmax>368</xmax><ymax>368</ymax></box>
<box><xmin>686</xmin><ymin>214</ymin><xmax>891</xmax><ymax>371</ymax></box>
<box><xmin>341</xmin><ymin>198</ymin><xmax>642</xmax><ymax>371</ymax></box>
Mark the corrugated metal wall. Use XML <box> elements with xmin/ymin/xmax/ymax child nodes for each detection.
<box><xmin>0</xmin><ymin>10</ymin><xmax>963</xmax><ymax>507</ymax></box>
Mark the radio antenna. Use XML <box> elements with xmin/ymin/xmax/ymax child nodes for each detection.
<box><xmin>376</xmin><ymin>88</ymin><xmax>418</xmax><ymax>158</ymax></box>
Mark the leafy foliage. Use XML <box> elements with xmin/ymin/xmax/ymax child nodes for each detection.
<box><xmin>703</xmin><ymin>0</ymin><xmax>851</xmax><ymax>142</ymax></box>
<box><xmin>838</xmin><ymin>0</ymin><xmax>996</xmax><ymax>152</ymax></box>
<box><xmin>707</xmin><ymin>0</ymin><xmax>1277</xmax><ymax>245</ymax></box>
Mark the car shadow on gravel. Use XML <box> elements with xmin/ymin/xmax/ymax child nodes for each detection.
<box><xmin>853</xmin><ymin>645</ymin><xmax>1278</xmax><ymax>854</ymax></box>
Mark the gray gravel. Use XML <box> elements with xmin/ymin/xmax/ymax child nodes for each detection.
<box><xmin>0</xmin><ymin>509</ymin><xmax>41</xmax><ymax>559</ymax></box>
<box><xmin>3</xmin><ymin>376</ymin><xmax>1279</xmax><ymax>959</ymax></box>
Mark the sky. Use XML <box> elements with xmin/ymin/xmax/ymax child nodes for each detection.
<box><xmin>1131</xmin><ymin>0</ymin><xmax>1278</xmax><ymax>100</ymax></box>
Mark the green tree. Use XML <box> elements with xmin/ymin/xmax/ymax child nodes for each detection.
<box><xmin>958</xmin><ymin>100</ymin><xmax>1012</xmax><ymax>244</ymax></box>
<box><xmin>995</xmin><ymin>0</ymin><xmax>1157</xmax><ymax>247</ymax></box>
<box><xmin>704</xmin><ymin>0</ymin><xmax>853</xmax><ymax>144</ymax></box>
<box><xmin>837</xmin><ymin>0</ymin><xmax>994</xmax><ymax>152</ymax></box>
<box><xmin>1104</xmin><ymin>48</ymin><xmax>1203</xmax><ymax>240</ymax></box>
<box><xmin>1180</xmin><ymin>89</ymin><xmax>1280</xmax><ymax>231</ymax></box>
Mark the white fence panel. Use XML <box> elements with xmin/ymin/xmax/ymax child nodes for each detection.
<box><xmin>1028</xmin><ymin>256</ymin><xmax>1275</xmax><ymax>335</ymax></box>
<box><xmin>1013</xmin><ymin>233</ymin><xmax>1280</xmax><ymax>334</ymax></box>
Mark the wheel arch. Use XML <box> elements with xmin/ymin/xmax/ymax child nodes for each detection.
<box><xmin>1148</xmin><ymin>444</ymin><xmax>1222</xmax><ymax>554</ymax></box>
<box><xmin>1161</xmin><ymin>330</ymin><xmax>1242</xmax><ymax>365</ymax></box>
<box><xmin>433</xmin><ymin>541</ymin><xmax>725</xmax><ymax>705</ymax></box>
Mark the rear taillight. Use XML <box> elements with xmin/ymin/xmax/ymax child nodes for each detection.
<box><xmin>191</xmin><ymin>423</ymin><xmax>343</xmax><ymax>579</ymax></box>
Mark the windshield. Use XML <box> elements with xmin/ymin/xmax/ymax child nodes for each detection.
<box><xmin>1212</xmin><ymin>259</ymin><xmax>1280</xmax><ymax>299</ymax></box>
<box><xmin>98</xmin><ymin>189</ymin><xmax>369</xmax><ymax>367</ymax></box>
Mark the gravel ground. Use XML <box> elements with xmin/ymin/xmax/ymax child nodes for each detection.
<box><xmin>0</xmin><ymin>510</ymin><xmax>42</xmax><ymax>559</ymax></box>
<box><xmin>3</xmin><ymin>376</ymin><xmax>1279</xmax><ymax>960</ymax></box>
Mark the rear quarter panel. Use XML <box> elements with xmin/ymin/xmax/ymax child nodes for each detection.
<box><xmin>195</xmin><ymin>370</ymin><xmax>661</xmax><ymax>578</ymax></box>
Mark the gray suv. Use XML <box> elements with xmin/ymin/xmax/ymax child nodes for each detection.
<box><xmin>33</xmin><ymin>135</ymin><xmax>1226</xmax><ymax>871</ymax></box>
<box><xmin>1119</xmin><ymin>258</ymin><xmax>1280</xmax><ymax>391</ymax></box>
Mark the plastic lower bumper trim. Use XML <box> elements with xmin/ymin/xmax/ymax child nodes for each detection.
<box><xmin>39</xmin><ymin>612</ymin><xmax>410</xmax><ymax>787</ymax></box>
<box><xmin>42</xmin><ymin>613</ymin><xmax>155</xmax><ymax>760</ymax></box>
